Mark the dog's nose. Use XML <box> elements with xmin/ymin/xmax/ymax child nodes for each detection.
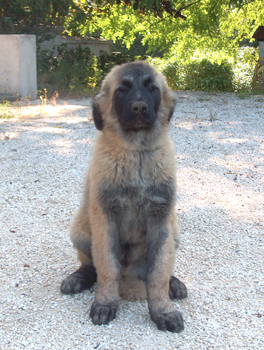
<box><xmin>131</xmin><ymin>101</ymin><xmax>148</xmax><ymax>116</ymax></box>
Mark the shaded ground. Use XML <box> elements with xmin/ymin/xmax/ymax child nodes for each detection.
<box><xmin>0</xmin><ymin>92</ymin><xmax>263</xmax><ymax>349</ymax></box>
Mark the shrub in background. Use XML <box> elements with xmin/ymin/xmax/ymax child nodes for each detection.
<box><xmin>37</xmin><ymin>45</ymin><xmax>103</xmax><ymax>96</ymax></box>
<box><xmin>38</xmin><ymin>45</ymin><xmax>257</xmax><ymax>96</ymax></box>
<box><xmin>148</xmin><ymin>58</ymin><xmax>185</xmax><ymax>90</ymax></box>
<box><xmin>37</xmin><ymin>45</ymin><xmax>147</xmax><ymax>97</ymax></box>
<box><xmin>149</xmin><ymin>48</ymin><xmax>256</xmax><ymax>93</ymax></box>
<box><xmin>149</xmin><ymin>57</ymin><xmax>235</xmax><ymax>92</ymax></box>
<box><xmin>184</xmin><ymin>59</ymin><xmax>234</xmax><ymax>92</ymax></box>
<box><xmin>98</xmin><ymin>51</ymin><xmax>147</xmax><ymax>75</ymax></box>
<box><xmin>232</xmin><ymin>47</ymin><xmax>256</xmax><ymax>92</ymax></box>
<box><xmin>162</xmin><ymin>63</ymin><xmax>182</xmax><ymax>91</ymax></box>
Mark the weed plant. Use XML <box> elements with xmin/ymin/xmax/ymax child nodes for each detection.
<box><xmin>0</xmin><ymin>100</ymin><xmax>13</xmax><ymax>119</ymax></box>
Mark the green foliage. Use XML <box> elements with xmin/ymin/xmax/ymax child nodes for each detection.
<box><xmin>93</xmin><ymin>0</ymin><xmax>201</xmax><ymax>20</ymax></box>
<box><xmin>236</xmin><ymin>90</ymin><xmax>252</xmax><ymax>100</ymax></box>
<box><xmin>149</xmin><ymin>59</ymin><xmax>183</xmax><ymax>90</ymax></box>
<box><xmin>38</xmin><ymin>43</ymin><xmax>257</xmax><ymax>95</ymax></box>
<box><xmin>2</xmin><ymin>0</ymin><xmax>263</xmax><ymax>61</ymax></box>
<box><xmin>3</xmin><ymin>0</ymin><xmax>261</xmax><ymax>96</ymax></box>
<box><xmin>110</xmin><ymin>33</ymin><xmax>157</xmax><ymax>56</ymax></box>
<box><xmin>0</xmin><ymin>101</ymin><xmax>13</xmax><ymax>119</ymax></box>
<box><xmin>0</xmin><ymin>0</ymin><xmax>86</xmax><ymax>42</ymax></box>
<box><xmin>85</xmin><ymin>0</ymin><xmax>264</xmax><ymax>61</ymax></box>
<box><xmin>162</xmin><ymin>63</ymin><xmax>182</xmax><ymax>91</ymax></box>
<box><xmin>98</xmin><ymin>51</ymin><xmax>147</xmax><ymax>75</ymax></box>
<box><xmin>150</xmin><ymin>58</ymin><xmax>234</xmax><ymax>92</ymax></box>
<box><xmin>56</xmin><ymin>45</ymin><xmax>102</xmax><ymax>89</ymax></box>
<box><xmin>37</xmin><ymin>45</ymin><xmax>146</xmax><ymax>95</ymax></box>
<box><xmin>25</xmin><ymin>0</ymin><xmax>262</xmax><ymax>95</ymax></box>
<box><xmin>38</xmin><ymin>45</ymin><xmax>102</xmax><ymax>93</ymax></box>
<box><xmin>149</xmin><ymin>47</ymin><xmax>255</xmax><ymax>92</ymax></box>
<box><xmin>184</xmin><ymin>59</ymin><xmax>233</xmax><ymax>92</ymax></box>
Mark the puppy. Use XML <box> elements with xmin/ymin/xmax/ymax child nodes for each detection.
<box><xmin>61</xmin><ymin>61</ymin><xmax>187</xmax><ymax>332</ymax></box>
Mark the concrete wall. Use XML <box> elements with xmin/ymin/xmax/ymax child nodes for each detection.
<box><xmin>0</xmin><ymin>35</ymin><xmax>37</xmax><ymax>100</ymax></box>
<box><xmin>39</xmin><ymin>35</ymin><xmax>112</xmax><ymax>57</ymax></box>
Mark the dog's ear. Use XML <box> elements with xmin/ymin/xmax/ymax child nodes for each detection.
<box><xmin>92</xmin><ymin>99</ymin><xmax>104</xmax><ymax>130</ymax></box>
<box><xmin>168</xmin><ymin>95</ymin><xmax>177</xmax><ymax>122</ymax></box>
<box><xmin>168</xmin><ymin>106</ymin><xmax>175</xmax><ymax>122</ymax></box>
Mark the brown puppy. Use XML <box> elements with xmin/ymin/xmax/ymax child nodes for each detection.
<box><xmin>61</xmin><ymin>61</ymin><xmax>187</xmax><ymax>332</ymax></box>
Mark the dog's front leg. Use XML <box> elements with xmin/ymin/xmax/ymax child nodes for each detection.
<box><xmin>89</xmin><ymin>202</ymin><xmax>121</xmax><ymax>325</ymax></box>
<box><xmin>146</xmin><ymin>220</ymin><xmax>184</xmax><ymax>333</ymax></box>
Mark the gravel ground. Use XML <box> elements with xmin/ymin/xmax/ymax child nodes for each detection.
<box><xmin>0</xmin><ymin>92</ymin><xmax>264</xmax><ymax>350</ymax></box>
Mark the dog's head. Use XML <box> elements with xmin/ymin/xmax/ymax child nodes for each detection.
<box><xmin>92</xmin><ymin>61</ymin><xmax>176</xmax><ymax>144</ymax></box>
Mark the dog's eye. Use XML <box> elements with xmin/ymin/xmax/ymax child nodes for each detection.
<box><xmin>117</xmin><ymin>86</ymin><xmax>130</xmax><ymax>93</ymax></box>
<box><xmin>147</xmin><ymin>85</ymin><xmax>155</xmax><ymax>91</ymax></box>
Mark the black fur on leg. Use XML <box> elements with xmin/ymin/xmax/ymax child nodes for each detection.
<box><xmin>60</xmin><ymin>265</ymin><xmax>97</xmax><ymax>295</ymax></box>
<box><xmin>150</xmin><ymin>309</ymin><xmax>184</xmax><ymax>333</ymax></box>
<box><xmin>90</xmin><ymin>301</ymin><xmax>118</xmax><ymax>325</ymax></box>
<box><xmin>169</xmin><ymin>276</ymin><xmax>188</xmax><ymax>300</ymax></box>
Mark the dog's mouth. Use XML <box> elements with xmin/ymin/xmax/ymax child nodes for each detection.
<box><xmin>121</xmin><ymin>118</ymin><xmax>152</xmax><ymax>131</ymax></box>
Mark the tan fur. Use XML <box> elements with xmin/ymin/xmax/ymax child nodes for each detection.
<box><xmin>72</xmin><ymin>62</ymin><xmax>178</xmax><ymax>299</ymax></box>
<box><xmin>62</xmin><ymin>61</ymin><xmax>185</xmax><ymax>331</ymax></box>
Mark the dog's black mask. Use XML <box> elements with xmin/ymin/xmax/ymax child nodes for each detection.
<box><xmin>112</xmin><ymin>68</ymin><xmax>161</xmax><ymax>132</ymax></box>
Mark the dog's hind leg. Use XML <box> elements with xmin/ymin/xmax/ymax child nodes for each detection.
<box><xmin>60</xmin><ymin>249</ymin><xmax>97</xmax><ymax>295</ymax></box>
<box><xmin>61</xmin><ymin>206</ymin><xmax>97</xmax><ymax>295</ymax></box>
<box><xmin>169</xmin><ymin>276</ymin><xmax>187</xmax><ymax>300</ymax></box>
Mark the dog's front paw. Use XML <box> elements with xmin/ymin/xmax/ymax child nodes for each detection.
<box><xmin>90</xmin><ymin>301</ymin><xmax>118</xmax><ymax>325</ymax></box>
<box><xmin>150</xmin><ymin>309</ymin><xmax>184</xmax><ymax>333</ymax></box>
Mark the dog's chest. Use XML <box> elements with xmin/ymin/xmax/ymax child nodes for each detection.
<box><xmin>99</xmin><ymin>178</ymin><xmax>151</xmax><ymax>220</ymax></box>
<box><xmin>99</xmin><ymin>182</ymin><xmax>148</xmax><ymax>243</ymax></box>
<box><xmin>98</xmin><ymin>151</ymin><xmax>175</xmax><ymax>242</ymax></box>
<box><xmin>111</xmin><ymin>149</ymin><xmax>165</xmax><ymax>184</ymax></box>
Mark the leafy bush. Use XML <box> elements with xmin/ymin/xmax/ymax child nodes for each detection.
<box><xmin>184</xmin><ymin>59</ymin><xmax>234</xmax><ymax>92</ymax></box>
<box><xmin>149</xmin><ymin>44</ymin><xmax>259</xmax><ymax>93</ymax></box>
<box><xmin>38</xmin><ymin>45</ymin><xmax>256</xmax><ymax>95</ymax></box>
<box><xmin>162</xmin><ymin>63</ymin><xmax>182</xmax><ymax>91</ymax></box>
<box><xmin>149</xmin><ymin>53</ymin><xmax>254</xmax><ymax>92</ymax></box>
<box><xmin>37</xmin><ymin>45</ymin><xmax>146</xmax><ymax>96</ymax></box>
<box><xmin>232</xmin><ymin>47</ymin><xmax>256</xmax><ymax>92</ymax></box>
<box><xmin>148</xmin><ymin>58</ymin><xmax>184</xmax><ymax>90</ymax></box>
<box><xmin>98</xmin><ymin>51</ymin><xmax>147</xmax><ymax>76</ymax></box>
<box><xmin>37</xmin><ymin>45</ymin><xmax>103</xmax><ymax>95</ymax></box>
